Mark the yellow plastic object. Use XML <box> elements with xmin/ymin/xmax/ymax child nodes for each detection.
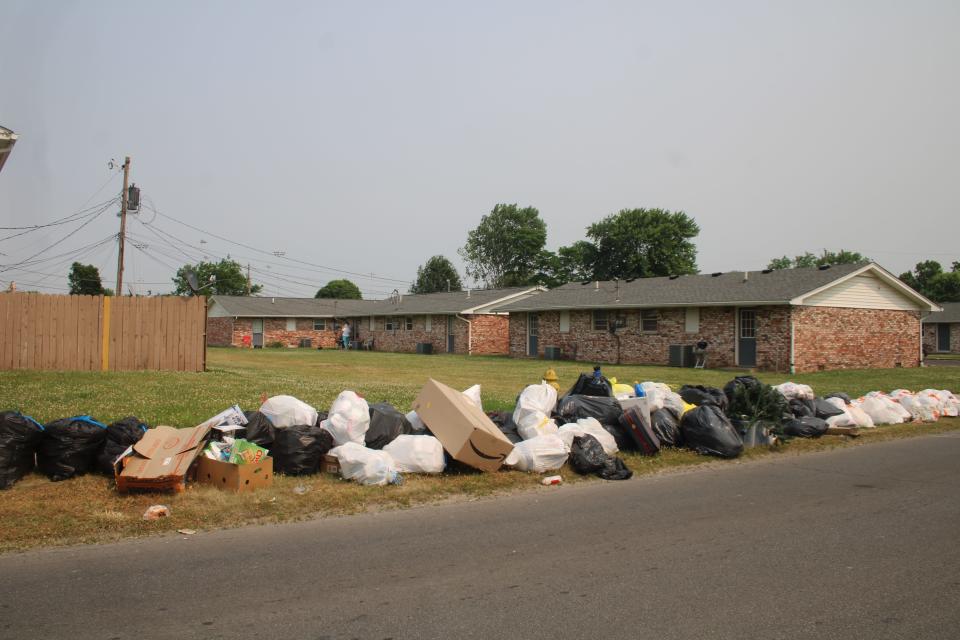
<box><xmin>613</xmin><ymin>383</ymin><xmax>634</xmax><ymax>397</ymax></box>
<box><xmin>609</xmin><ymin>376</ymin><xmax>618</xmax><ymax>385</ymax></box>
<box><xmin>681</xmin><ymin>401</ymin><xmax>697</xmax><ymax>415</ymax></box>
<box><xmin>543</xmin><ymin>368</ymin><xmax>560</xmax><ymax>393</ymax></box>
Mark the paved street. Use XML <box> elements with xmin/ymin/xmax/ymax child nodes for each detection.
<box><xmin>2</xmin><ymin>432</ymin><xmax>959</xmax><ymax>640</ymax></box>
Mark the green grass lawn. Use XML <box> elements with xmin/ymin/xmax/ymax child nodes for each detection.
<box><xmin>1</xmin><ymin>347</ymin><xmax>959</xmax><ymax>554</ymax></box>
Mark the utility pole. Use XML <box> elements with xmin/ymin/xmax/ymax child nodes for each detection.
<box><xmin>246</xmin><ymin>263</ymin><xmax>251</xmax><ymax>295</ymax></box>
<box><xmin>115</xmin><ymin>156</ymin><xmax>131</xmax><ymax>295</ymax></box>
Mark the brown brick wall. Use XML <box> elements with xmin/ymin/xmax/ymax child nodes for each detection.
<box><xmin>792</xmin><ymin>307</ymin><xmax>921</xmax><ymax>372</ymax></box>
<box><xmin>469</xmin><ymin>315</ymin><xmax>510</xmax><ymax>355</ymax></box>
<box><xmin>207</xmin><ymin>317</ymin><xmax>233</xmax><ymax>347</ymax></box>
<box><xmin>362</xmin><ymin>314</ymin><xmax>501</xmax><ymax>355</ymax></box>
<box><xmin>923</xmin><ymin>322</ymin><xmax>959</xmax><ymax>354</ymax></box>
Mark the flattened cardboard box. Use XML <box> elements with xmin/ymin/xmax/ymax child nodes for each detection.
<box><xmin>412</xmin><ymin>378</ymin><xmax>514</xmax><ymax>472</ymax></box>
<box><xmin>115</xmin><ymin>418</ymin><xmax>215</xmax><ymax>492</ymax></box>
<box><xmin>196</xmin><ymin>456</ymin><xmax>273</xmax><ymax>493</ymax></box>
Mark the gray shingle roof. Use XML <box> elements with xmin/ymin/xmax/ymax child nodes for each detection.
<box><xmin>924</xmin><ymin>302</ymin><xmax>960</xmax><ymax>324</ymax></box>
<box><xmin>493</xmin><ymin>263</ymin><xmax>877</xmax><ymax>312</ymax></box>
<box><xmin>209</xmin><ymin>287</ymin><xmax>537</xmax><ymax>318</ymax></box>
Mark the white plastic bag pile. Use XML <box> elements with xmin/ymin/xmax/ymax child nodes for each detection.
<box><xmin>504</xmin><ymin>434</ymin><xmax>567</xmax><ymax>473</ymax></box>
<box><xmin>321</xmin><ymin>391</ymin><xmax>370</xmax><ymax>446</ymax></box>
<box><xmin>513</xmin><ymin>383</ymin><xmax>559</xmax><ymax>440</ymax></box>
<box><xmin>329</xmin><ymin>442</ymin><xmax>401</xmax><ymax>486</ymax></box>
<box><xmin>383</xmin><ymin>435</ymin><xmax>446</xmax><ymax>474</ymax></box>
<box><xmin>857</xmin><ymin>393</ymin><xmax>911</xmax><ymax>425</ymax></box>
<box><xmin>774</xmin><ymin>382</ymin><xmax>815</xmax><ymax>401</ymax></box>
<box><xmin>557</xmin><ymin>417</ymin><xmax>618</xmax><ymax>454</ymax></box>
<box><xmin>638</xmin><ymin>381</ymin><xmax>685</xmax><ymax>415</ymax></box>
<box><xmin>822</xmin><ymin>397</ymin><xmax>874</xmax><ymax>429</ymax></box>
<box><xmin>259</xmin><ymin>395</ymin><xmax>318</xmax><ymax>428</ymax></box>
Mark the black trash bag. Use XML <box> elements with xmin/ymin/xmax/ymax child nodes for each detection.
<box><xmin>739</xmin><ymin>421</ymin><xmax>777</xmax><ymax>448</ymax></box>
<box><xmin>96</xmin><ymin>416</ymin><xmax>148</xmax><ymax>476</ymax></box>
<box><xmin>555</xmin><ymin>395</ymin><xmax>623</xmax><ymax>425</ymax></box>
<box><xmin>789</xmin><ymin>398</ymin><xmax>816</xmax><ymax>419</ymax></box>
<box><xmin>271</xmin><ymin>424</ymin><xmax>333</xmax><ymax>475</ymax></box>
<box><xmin>570</xmin><ymin>435</ymin><xmax>607</xmax><ymax>474</ymax></box>
<box><xmin>243</xmin><ymin>411</ymin><xmax>276</xmax><ymax>449</ymax></box>
<box><xmin>825</xmin><ymin>392</ymin><xmax>852</xmax><ymax>405</ymax></box>
<box><xmin>365</xmin><ymin>403</ymin><xmax>413</xmax><ymax>450</ymax></box>
<box><xmin>782</xmin><ymin>417</ymin><xmax>828</xmax><ymax>438</ymax></box>
<box><xmin>679</xmin><ymin>385</ymin><xmax>728</xmax><ymax>411</ymax></box>
<box><xmin>651</xmin><ymin>407</ymin><xmax>684</xmax><ymax>448</ymax></box>
<box><xmin>598</xmin><ymin>456</ymin><xmax>633</xmax><ymax>481</ymax></box>
<box><xmin>723</xmin><ymin>376</ymin><xmax>762</xmax><ymax>405</ymax></box>
<box><xmin>562</xmin><ymin>371</ymin><xmax>612</xmax><ymax>398</ymax></box>
<box><xmin>0</xmin><ymin>411</ymin><xmax>45</xmax><ymax>489</ymax></box>
<box><xmin>601</xmin><ymin>422</ymin><xmax>636</xmax><ymax>452</ymax></box>
<box><xmin>487</xmin><ymin>412</ymin><xmax>522</xmax><ymax>444</ymax></box>
<box><xmin>813</xmin><ymin>398</ymin><xmax>845</xmax><ymax>420</ymax></box>
<box><xmin>37</xmin><ymin>416</ymin><xmax>108</xmax><ymax>481</ymax></box>
<box><xmin>680</xmin><ymin>405</ymin><xmax>743</xmax><ymax>459</ymax></box>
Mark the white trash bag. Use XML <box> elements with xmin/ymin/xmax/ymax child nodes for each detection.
<box><xmin>329</xmin><ymin>442</ymin><xmax>401</xmax><ymax>485</ymax></box>
<box><xmin>321</xmin><ymin>390</ymin><xmax>370</xmax><ymax>446</ymax></box>
<box><xmin>462</xmin><ymin>384</ymin><xmax>483</xmax><ymax>411</ymax></box>
<box><xmin>383</xmin><ymin>435</ymin><xmax>446</xmax><ymax>474</ymax></box>
<box><xmin>405</xmin><ymin>410</ymin><xmax>427</xmax><ymax>433</ymax></box>
<box><xmin>513</xmin><ymin>383</ymin><xmax>557</xmax><ymax>427</ymax></box>
<box><xmin>824</xmin><ymin>397</ymin><xmax>857</xmax><ymax>427</ymax></box>
<box><xmin>774</xmin><ymin>382</ymin><xmax>815</xmax><ymax>401</ymax></box>
<box><xmin>662</xmin><ymin>392</ymin><xmax>686</xmax><ymax>417</ymax></box>
<box><xmin>504</xmin><ymin>434</ymin><xmax>568</xmax><ymax>473</ymax></box>
<box><xmin>517</xmin><ymin>411</ymin><xmax>560</xmax><ymax>440</ymax></box>
<box><xmin>557</xmin><ymin>417</ymin><xmax>618</xmax><ymax>455</ymax></box>
<box><xmin>639</xmin><ymin>382</ymin><xmax>673</xmax><ymax>411</ymax></box>
<box><xmin>259</xmin><ymin>395</ymin><xmax>318</xmax><ymax>429</ymax></box>
<box><xmin>845</xmin><ymin>402</ymin><xmax>875</xmax><ymax>428</ymax></box>
<box><xmin>858</xmin><ymin>395</ymin><xmax>905</xmax><ymax>425</ymax></box>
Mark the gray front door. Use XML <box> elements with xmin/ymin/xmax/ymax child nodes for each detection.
<box><xmin>447</xmin><ymin>316</ymin><xmax>455</xmax><ymax>353</ymax></box>
<box><xmin>938</xmin><ymin>324</ymin><xmax>951</xmax><ymax>352</ymax></box>
<box><xmin>738</xmin><ymin>309</ymin><xmax>756</xmax><ymax>367</ymax></box>
<box><xmin>252</xmin><ymin>318</ymin><xmax>264</xmax><ymax>348</ymax></box>
<box><xmin>528</xmin><ymin>313</ymin><xmax>539</xmax><ymax>356</ymax></box>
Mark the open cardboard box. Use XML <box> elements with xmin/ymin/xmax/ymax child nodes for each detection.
<box><xmin>411</xmin><ymin>378</ymin><xmax>514</xmax><ymax>472</ymax></box>
<box><xmin>114</xmin><ymin>418</ymin><xmax>215</xmax><ymax>493</ymax></box>
<box><xmin>195</xmin><ymin>456</ymin><xmax>273</xmax><ymax>493</ymax></box>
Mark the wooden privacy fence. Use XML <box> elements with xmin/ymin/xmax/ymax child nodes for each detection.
<box><xmin>0</xmin><ymin>293</ymin><xmax>206</xmax><ymax>372</ymax></box>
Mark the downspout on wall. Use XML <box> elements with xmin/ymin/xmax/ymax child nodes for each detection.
<box><xmin>789</xmin><ymin>307</ymin><xmax>796</xmax><ymax>374</ymax></box>
<box><xmin>456</xmin><ymin>314</ymin><xmax>472</xmax><ymax>355</ymax></box>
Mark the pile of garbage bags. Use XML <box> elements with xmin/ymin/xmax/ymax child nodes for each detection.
<box><xmin>2</xmin><ymin>369</ymin><xmax>958</xmax><ymax>492</ymax></box>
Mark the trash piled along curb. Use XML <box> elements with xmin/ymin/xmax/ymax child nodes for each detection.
<box><xmin>1</xmin><ymin>370</ymin><xmax>959</xmax><ymax>493</ymax></box>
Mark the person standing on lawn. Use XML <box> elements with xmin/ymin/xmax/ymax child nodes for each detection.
<box><xmin>342</xmin><ymin>321</ymin><xmax>351</xmax><ymax>349</ymax></box>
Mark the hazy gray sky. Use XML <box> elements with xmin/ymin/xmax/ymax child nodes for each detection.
<box><xmin>1</xmin><ymin>0</ymin><xmax>958</xmax><ymax>297</ymax></box>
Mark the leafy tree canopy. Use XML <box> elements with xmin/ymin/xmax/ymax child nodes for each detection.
<box><xmin>410</xmin><ymin>256</ymin><xmax>463</xmax><ymax>294</ymax></box>
<box><xmin>767</xmin><ymin>250</ymin><xmax>869</xmax><ymax>270</ymax></box>
<box><xmin>899</xmin><ymin>260</ymin><xmax>960</xmax><ymax>302</ymax></box>
<box><xmin>315</xmin><ymin>279</ymin><xmax>362</xmax><ymax>299</ymax></box>
<box><xmin>173</xmin><ymin>258</ymin><xmax>262</xmax><ymax>296</ymax></box>
<box><xmin>68</xmin><ymin>262</ymin><xmax>106</xmax><ymax>295</ymax></box>
<box><xmin>459</xmin><ymin>204</ymin><xmax>547</xmax><ymax>288</ymax></box>
<box><xmin>582</xmin><ymin>208</ymin><xmax>699</xmax><ymax>280</ymax></box>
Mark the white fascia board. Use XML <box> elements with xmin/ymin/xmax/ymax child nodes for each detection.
<box><xmin>462</xmin><ymin>288</ymin><xmax>541</xmax><ymax>314</ymax></box>
<box><xmin>789</xmin><ymin>262</ymin><xmax>941</xmax><ymax>311</ymax></box>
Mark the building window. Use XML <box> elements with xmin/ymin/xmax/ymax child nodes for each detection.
<box><xmin>684</xmin><ymin>307</ymin><xmax>699</xmax><ymax>333</ymax></box>
<box><xmin>286</xmin><ymin>318</ymin><xmax>296</xmax><ymax>331</ymax></box>
<box><xmin>559</xmin><ymin>310</ymin><xmax>570</xmax><ymax>333</ymax></box>
<box><xmin>641</xmin><ymin>310</ymin><xmax>658</xmax><ymax>333</ymax></box>
<box><xmin>405</xmin><ymin>316</ymin><xmax>414</xmax><ymax>331</ymax></box>
<box><xmin>425</xmin><ymin>315</ymin><xmax>432</xmax><ymax>331</ymax></box>
<box><xmin>313</xmin><ymin>318</ymin><xmax>326</xmax><ymax>331</ymax></box>
<box><xmin>592</xmin><ymin>310</ymin><xmax>608</xmax><ymax>331</ymax></box>
<box><xmin>385</xmin><ymin>318</ymin><xmax>398</xmax><ymax>331</ymax></box>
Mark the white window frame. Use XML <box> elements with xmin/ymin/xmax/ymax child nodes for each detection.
<box><xmin>286</xmin><ymin>318</ymin><xmax>296</xmax><ymax>331</ymax></box>
<box><xmin>640</xmin><ymin>309</ymin><xmax>658</xmax><ymax>333</ymax></box>
<box><xmin>592</xmin><ymin>310</ymin><xmax>608</xmax><ymax>331</ymax></box>
<box><xmin>684</xmin><ymin>307</ymin><xmax>700</xmax><ymax>333</ymax></box>
<box><xmin>313</xmin><ymin>318</ymin><xmax>326</xmax><ymax>331</ymax></box>
<box><xmin>559</xmin><ymin>310</ymin><xmax>570</xmax><ymax>333</ymax></box>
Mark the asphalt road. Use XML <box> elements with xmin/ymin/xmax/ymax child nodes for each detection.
<box><xmin>2</xmin><ymin>433</ymin><xmax>959</xmax><ymax>640</ymax></box>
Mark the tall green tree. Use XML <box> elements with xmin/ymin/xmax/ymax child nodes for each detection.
<box><xmin>584</xmin><ymin>208</ymin><xmax>700</xmax><ymax>280</ymax></box>
<box><xmin>67</xmin><ymin>262</ymin><xmax>106</xmax><ymax>295</ymax></box>
<box><xmin>173</xmin><ymin>258</ymin><xmax>262</xmax><ymax>296</ymax></box>
<box><xmin>315</xmin><ymin>279</ymin><xmax>362</xmax><ymax>299</ymax></box>
<box><xmin>459</xmin><ymin>204</ymin><xmax>547</xmax><ymax>288</ymax></box>
<box><xmin>767</xmin><ymin>250</ymin><xmax>869</xmax><ymax>270</ymax></box>
<box><xmin>410</xmin><ymin>256</ymin><xmax>463</xmax><ymax>294</ymax></box>
<box><xmin>899</xmin><ymin>260</ymin><xmax>960</xmax><ymax>302</ymax></box>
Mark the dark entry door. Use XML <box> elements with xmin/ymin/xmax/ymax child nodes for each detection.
<box><xmin>938</xmin><ymin>324</ymin><xmax>951</xmax><ymax>352</ymax></box>
<box><xmin>447</xmin><ymin>316</ymin><xmax>455</xmax><ymax>353</ymax></box>
<box><xmin>528</xmin><ymin>313</ymin><xmax>539</xmax><ymax>356</ymax></box>
<box><xmin>738</xmin><ymin>309</ymin><xmax>756</xmax><ymax>367</ymax></box>
<box><xmin>252</xmin><ymin>318</ymin><xmax>264</xmax><ymax>348</ymax></box>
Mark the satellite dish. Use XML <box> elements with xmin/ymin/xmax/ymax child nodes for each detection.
<box><xmin>186</xmin><ymin>271</ymin><xmax>200</xmax><ymax>294</ymax></box>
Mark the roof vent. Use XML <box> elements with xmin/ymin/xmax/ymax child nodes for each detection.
<box><xmin>271</xmin><ymin>297</ymin><xmax>275</xmax><ymax>304</ymax></box>
<box><xmin>818</xmin><ymin>264</ymin><xmax>831</xmax><ymax>270</ymax></box>
<box><xmin>711</xmin><ymin>272</ymin><xmax>722</xmax><ymax>277</ymax></box>
<box><xmin>594</xmin><ymin>281</ymin><xmax>600</xmax><ymax>290</ymax></box>
<box><xmin>743</xmin><ymin>271</ymin><xmax>749</xmax><ymax>282</ymax></box>
<box><xmin>762</xmin><ymin>269</ymin><xmax>773</xmax><ymax>274</ymax></box>
<box><xmin>669</xmin><ymin>275</ymin><xmax>679</xmax><ymax>280</ymax></box>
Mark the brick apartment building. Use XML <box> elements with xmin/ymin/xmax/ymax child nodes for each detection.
<box><xmin>493</xmin><ymin>263</ymin><xmax>939</xmax><ymax>373</ymax></box>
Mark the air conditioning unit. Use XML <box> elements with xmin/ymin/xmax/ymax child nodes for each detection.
<box><xmin>416</xmin><ymin>342</ymin><xmax>433</xmax><ymax>354</ymax></box>
<box><xmin>544</xmin><ymin>346</ymin><xmax>563</xmax><ymax>360</ymax></box>
<box><xmin>298</xmin><ymin>338</ymin><xmax>312</xmax><ymax>348</ymax></box>
<box><xmin>669</xmin><ymin>344</ymin><xmax>696</xmax><ymax>367</ymax></box>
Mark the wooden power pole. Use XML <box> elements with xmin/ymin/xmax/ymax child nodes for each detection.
<box><xmin>246</xmin><ymin>263</ymin><xmax>252</xmax><ymax>295</ymax></box>
<box><xmin>115</xmin><ymin>156</ymin><xmax>131</xmax><ymax>295</ymax></box>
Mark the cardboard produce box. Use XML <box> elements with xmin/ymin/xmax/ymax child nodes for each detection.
<box><xmin>319</xmin><ymin>453</ymin><xmax>340</xmax><ymax>475</ymax></box>
<box><xmin>196</xmin><ymin>456</ymin><xmax>273</xmax><ymax>493</ymax></box>
<box><xmin>115</xmin><ymin>420</ymin><xmax>214</xmax><ymax>493</ymax></box>
<box><xmin>411</xmin><ymin>378</ymin><xmax>514</xmax><ymax>472</ymax></box>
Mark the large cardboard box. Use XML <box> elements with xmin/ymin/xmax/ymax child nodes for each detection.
<box><xmin>196</xmin><ymin>456</ymin><xmax>273</xmax><ymax>493</ymax></box>
<box><xmin>411</xmin><ymin>378</ymin><xmax>514</xmax><ymax>471</ymax></box>
<box><xmin>115</xmin><ymin>420</ymin><xmax>214</xmax><ymax>493</ymax></box>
